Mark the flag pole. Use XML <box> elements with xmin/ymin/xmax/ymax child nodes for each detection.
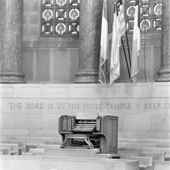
<box><xmin>125</xmin><ymin>31</ymin><xmax>131</xmax><ymax>69</ymax></box>
<box><xmin>121</xmin><ymin>37</ymin><xmax>131</xmax><ymax>79</ymax></box>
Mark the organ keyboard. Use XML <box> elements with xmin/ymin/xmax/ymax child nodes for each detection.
<box><xmin>58</xmin><ymin>113</ymin><xmax>118</xmax><ymax>154</ymax></box>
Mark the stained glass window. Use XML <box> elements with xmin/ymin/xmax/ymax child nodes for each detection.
<box><xmin>40</xmin><ymin>0</ymin><xmax>80</xmax><ymax>37</ymax></box>
<box><xmin>125</xmin><ymin>0</ymin><xmax>162</xmax><ymax>33</ymax></box>
<box><xmin>40</xmin><ymin>0</ymin><xmax>162</xmax><ymax>37</ymax></box>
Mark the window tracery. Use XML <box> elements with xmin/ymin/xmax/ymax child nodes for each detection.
<box><xmin>40</xmin><ymin>0</ymin><xmax>80</xmax><ymax>37</ymax></box>
<box><xmin>125</xmin><ymin>0</ymin><xmax>162</xmax><ymax>32</ymax></box>
<box><xmin>40</xmin><ymin>0</ymin><xmax>162</xmax><ymax>37</ymax></box>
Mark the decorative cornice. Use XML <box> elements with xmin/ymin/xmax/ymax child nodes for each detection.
<box><xmin>23</xmin><ymin>37</ymin><xmax>79</xmax><ymax>49</ymax></box>
<box><xmin>109</xmin><ymin>32</ymin><xmax>161</xmax><ymax>47</ymax></box>
<box><xmin>23</xmin><ymin>32</ymin><xmax>161</xmax><ymax>49</ymax></box>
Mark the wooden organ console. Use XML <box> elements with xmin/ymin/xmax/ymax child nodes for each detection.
<box><xmin>58</xmin><ymin>113</ymin><xmax>118</xmax><ymax>154</ymax></box>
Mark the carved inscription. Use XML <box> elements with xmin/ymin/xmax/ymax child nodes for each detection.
<box><xmin>144</xmin><ymin>103</ymin><xmax>170</xmax><ymax>109</ymax></box>
<box><xmin>144</xmin><ymin>103</ymin><xmax>161</xmax><ymax>109</ymax></box>
<box><xmin>8</xmin><ymin>101</ymin><xmax>170</xmax><ymax>110</ymax></box>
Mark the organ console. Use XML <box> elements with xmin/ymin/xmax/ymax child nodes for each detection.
<box><xmin>58</xmin><ymin>113</ymin><xmax>118</xmax><ymax>154</ymax></box>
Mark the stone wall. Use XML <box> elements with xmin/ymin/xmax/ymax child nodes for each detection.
<box><xmin>0</xmin><ymin>83</ymin><xmax>169</xmax><ymax>143</ymax></box>
<box><xmin>22</xmin><ymin>0</ymin><xmax>79</xmax><ymax>83</ymax></box>
<box><xmin>22</xmin><ymin>0</ymin><xmax>161</xmax><ymax>83</ymax></box>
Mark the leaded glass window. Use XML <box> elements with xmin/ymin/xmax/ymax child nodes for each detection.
<box><xmin>40</xmin><ymin>0</ymin><xmax>80</xmax><ymax>37</ymax></box>
<box><xmin>125</xmin><ymin>0</ymin><xmax>162</xmax><ymax>33</ymax></box>
<box><xmin>40</xmin><ymin>0</ymin><xmax>162</xmax><ymax>37</ymax></box>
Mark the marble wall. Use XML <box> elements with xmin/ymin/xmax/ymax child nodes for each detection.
<box><xmin>22</xmin><ymin>0</ymin><xmax>161</xmax><ymax>83</ymax></box>
<box><xmin>0</xmin><ymin>156</ymin><xmax>139</xmax><ymax>170</ymax></box>
<box><xmin>22</xmin><ymin>0</ymin><xmax>79</xmax><ymax>83</ymax></box>
<box><xmin>0</xmin><ymin>83</ymin><xmax>170</xmax><ymax>143</ymax></box>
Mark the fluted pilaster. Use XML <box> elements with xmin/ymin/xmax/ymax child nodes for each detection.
<box><xmin>156</xmin><ymin>0</ymin><xmax>170</xmax><ymax>82</ymax></box>
<box><xmin>0</xmin><ymin>0</ymin><xmax>25</xmax><ymax>83</ymax></box>
<box><xmin>74</xmin><ymin>0</ymin><xmax>103</xmax><ymax>83</ymax></box>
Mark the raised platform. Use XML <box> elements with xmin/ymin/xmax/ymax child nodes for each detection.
<box><xmin>0</xmin><ymin>137</ymin><xmax>170</xmax><ymax>170</ymax></box>
<box><xmin>0</xmin><ymin>155</ymin><xmax>139</xmax><ymax>170</ymax></box>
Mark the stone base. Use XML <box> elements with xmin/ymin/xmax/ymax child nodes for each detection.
<box><xmin>0</xmin><ymin>155</ymin><xmax>139</xmax><ymax>170</ymax></box>
<box><xmin>0</xmin><ymin>71</ymin><xmax>25</xmax><ymax>84</ymax></box>
<box><xmin>74</xmin><ymin>70</ymin><xmax>99</xmax><ymax>83</ymax></box>
<box><xmin>156</xmin><ymin>67</ymin><xmax>170</xmax><ymax>82</ymax></box>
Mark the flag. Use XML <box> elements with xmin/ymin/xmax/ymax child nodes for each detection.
<box><xmin>110</xmin><ymin>0</ymin><xmax>126</xmax><ymax>85</ymax></box>
<box><xmin>131</xmin><ymin>0</ymin><xmax>141</xmax><ymax>83</ymax></box>
<box><xmin>99</xmin><ymin>0</ymin><xmax>109</xmax><ymax>84</ymax></box>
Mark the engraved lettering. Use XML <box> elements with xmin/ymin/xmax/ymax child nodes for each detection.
<box><xmin>9</xmin><ymin>103</ymin><xmax>22</xmax><ymax>109</ymax></box>
<box><xmin>144</xmin><ymin>103</ymin><xmax>161</xmax><ymax>109</ymax></box>
<box><xmin>48</xmin><ymin>103</ymin><xmax>54</xmax><ymax>109</ymax></box>
<box><xmin>68</xmin><ymin>103</ymin><xmax>80</xmax><ymax>109</ymax></box>
<box><xmin>57</xmin><ymin>103</ymin><xmax>65</xmax><ymax>109</ymax></box>
<box><xmin>105</xmin><ymin>103</ymin><xmax>131</xmax><ymax>109</ymax></box>
<box><xmin>164</xmin><ymin>103</ymin><xmax>170</xmax><ymax>109</ymax></box>
<box><xmin>26</xmin><ymin>103</ymin><xmax>44</xmax><ymax>109</ymax></box>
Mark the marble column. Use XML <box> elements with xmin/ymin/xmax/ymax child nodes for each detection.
<box><xmin>0</xmin><ymin>0</ymin><xmax>25</xmax><ymax>83</ymax></box>
<box><xmin>74</xmin><ymin>0</ymin><xmax>103</xmax><ymax>83</ymax></box>
<box><xmin>156</xmin><ymin>0</ymin><xmax>170</xmax><ymax>82</ymax></box>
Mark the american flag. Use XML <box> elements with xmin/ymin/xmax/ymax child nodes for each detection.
<box><xmin>131</xmin><ymin>0</ymin><xmax>141</xmax><ymax>84</ymax></box>
<box><xmin>110</xmin><ymin>0</ymin><xmax>126</xmax><ymax>85</ymax></box>
<box><xmin>99</xmin><ymin>0</ymin><xmax>109</xmax><ymax>84</ymax></box>
<box><xmin>117</xmin><ymin>0</ymin><xmax>126</xmax><ymax>37</ymax></box>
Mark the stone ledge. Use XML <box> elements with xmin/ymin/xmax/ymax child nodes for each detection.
<box><xmin>0</xmin><ymin>82</ymin><xmax>170</xmax><ymax>98</ymax></box>
<box><xmin>0</xmin><ymin>155</ymin><xmax>139</xmax><ymax>170</ymax></box>
<box><xmin>23</xmin><ymin>37</ymin><xmax>79</xmax><ymax>49</ymax></box>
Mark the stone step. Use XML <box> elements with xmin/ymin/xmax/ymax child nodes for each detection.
<box><xmin>118</xmin><ymin>146</ymin><xmax>170</xmax><ymax>153</ymax></box>
<box><xmin>0</xmin><ymin>138</ymin><xmax>27</xmax><ymax>149</ymax></box>
<box><xmin>0</xmin><ymin>139</ymin><xmax>27</xmax><ymax>155</ymax></box>
<box><xmin>118</xmin><ymin>139</ymin><xmax>170</xmax><ymax>148</ymax></box>
<box><xmin>0</xmin><ymin>148</ymin><xmax>11</xmax><ymax>155</ymax></box>
<box><xmin>27</xmin><ymin>147</ymin><xmax>102</xmax><ymax>157</ymax></box>
<box><xmin>0</xmin><ymin>143</ymin><xmax>19</xmax><ymax>155</ymax></box>
<box><xmin>29</xmin><ymin>148</ymin><xmax>45</xmax><ymax>154</ymax></box>
<box><xmin>25</xmin><ymin>147</ymin><xmax>120</xmax><ymax>159</ymax></box>
<box><xmin>0</xmin><ymin>155</ymin><xmax>139</xmax><ymax>170</ymax></box>
<box><xmin>0</xmin><ymin>136</ymin><xmax>60</xmax><ymax>145</ymax></box>
<box><xmin>118</xmin><ymin>142</ymin><xmax>157</xmax><ymax>149</ymax></box>
<box><xmin>154</xmin><ymin>161</ymin><xmax>170</xmax><ymax>170</ymax></box>
<box><xmin>37</xmin><ymin>144</ymin><xmax>61</xmax><ymax>149</ymax></box>
<box><xmin>119</xmin><ymin>150</ymin><xmax>166</xmax><ymax>161</ymax></box>
<box><xmin>128</xmin><ymin>156</ymin><xmax>154</xmax><ymax>169</ymax></box>
<box><xmin>26</xmin><ymin>144</ymin><xmax>38</xmax><ymax>152</ymax></box>
<box><xmin>119</xmin><ymin>138</ymin><xmax>170</xmax><ymax>144</ymax></box>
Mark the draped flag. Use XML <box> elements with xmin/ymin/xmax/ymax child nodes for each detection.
<box><xmin>99</xmin><ymin>0</ymin><xmax>109</xmax><ymax>84</ymax></box>
<box><xmin>131</xmin><ymin>0</ymin><xmax>141</xmax><ymax>83</ymax></box>
<box><xmin>110</xmin><ymin>0</ymin><xmax>126</xmax><ymax>86</ymax></box>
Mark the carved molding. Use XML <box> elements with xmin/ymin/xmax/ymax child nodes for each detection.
<box><xmin>23</xmin><ymin>38</ymin><xmax>79</xmax><ymax>49</ymax></box>
<box><xmin>23</xmin><ymin>34</ymin><xmax>161</xmax><ymax>49</ymax></box>
<box><xmin>74</xmin><ymin>70</ymin><xmax>99</xmax><ymax>83</ymax></box>
<box><xmin>111</xmin><ymin>32</ymin><xmax>161</xmax><ymax>48</ymax></box>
